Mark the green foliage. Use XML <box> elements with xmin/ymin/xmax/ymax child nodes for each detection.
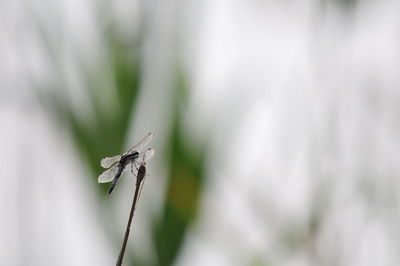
<box><xmin>153</xmin><ymin>114</ymin><xmax>205</xmax><ymax>266</ymax></box>
<box><xmin>40</xmin><ymin>34</ymin><xmax>141</xmax><ymax>195</ymax></box>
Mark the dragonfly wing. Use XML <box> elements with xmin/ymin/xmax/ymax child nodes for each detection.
<box><xmin>100</xmin><ymin>155</ymin><xmax>122</xmax><ymax>168</ymax></box>
<box><xmin>139</xmin><ymin>148</ymin><xmax>155</xmax><ymax>163</ymax></box>
<box><xmin>127</xmin><ymin>132</ymin><xmax>155</xmax><ymax>154</ymax></box>
<box><xmin>98</xmin><ymin>166</ymin><xmax>119</xmax><ymax>183</ymax></box>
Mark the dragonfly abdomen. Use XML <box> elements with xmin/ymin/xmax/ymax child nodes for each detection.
<box><xmin>108</xmin><ymin>164</ymin><xmax>125</xmax><ymax>194</ymax></box>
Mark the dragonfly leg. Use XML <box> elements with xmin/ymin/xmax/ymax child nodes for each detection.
<box><xmin>134</xmin><ymin>161</ymin><xmax>140</xmax><ymax>171</ymax></box>
<box><xmin>131</xmin><ymin>161</ymin><xmax>140</xmax><ymax>175</ymax></box>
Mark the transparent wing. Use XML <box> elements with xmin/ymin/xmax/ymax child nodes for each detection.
<box><xmin>139</xmin><ymin>148</ymin><xmax>155</xmax><ymax>163</ymax></box>
<box><xmin>98</xmin><ymin>165</ymin><xmax>119</xmax><ymax>183</ymax></box>
<box><xmin>100</xmin><ymin>155</ymin><xmax>121</xmax><ymax>168</ymax></box>
<box><xmin>127</xmin><ymin>132</ymin><xmax>155</xmax><ymax>154</ymax></box>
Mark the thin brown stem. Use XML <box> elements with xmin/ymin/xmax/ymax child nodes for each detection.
<box><xmin>116</xmin><ymin>178</ymin><xmax>142</xmax><ymax>266</ymax></box>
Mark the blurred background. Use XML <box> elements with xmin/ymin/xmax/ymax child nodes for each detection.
<box><xmin>1</xmin><ymin>0</ymin><xmax>400</xmax><ymax>265</ymax></box>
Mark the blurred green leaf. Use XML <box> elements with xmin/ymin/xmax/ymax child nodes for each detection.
<box><xmin>152</xmin><ymin>71</ymin><xmax>206</xmax><ymax>266</ymax></box>
<box><xmin>39</xmin><ymin>33</ymin><xmax>141</xmax><ymax>195</ymax></box>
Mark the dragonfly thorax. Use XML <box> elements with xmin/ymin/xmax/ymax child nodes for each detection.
<box><xmin>120</xmin><ymin>151</ymin><xmax>140</xmax><ymax>166</ymax></box>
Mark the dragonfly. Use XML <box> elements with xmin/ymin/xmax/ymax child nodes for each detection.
<box><xmin>98</xmin><ymin>132</ymin><xmax>155</xmax><ymax>194</ymax></box>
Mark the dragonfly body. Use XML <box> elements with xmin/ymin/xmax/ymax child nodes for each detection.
<box><xmin>108</xmin><ymin>151</ymin><xmax>140</xmax><ymax>194</ymax></box>
<box><xmin>98</xmin><ymin>133</ymin><xmax>155</xmax><ymax>194</ymax></box>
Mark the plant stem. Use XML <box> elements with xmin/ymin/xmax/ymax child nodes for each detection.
<box><xmin>116</xmin><ymin>178</ymin><xmax>142</xmax><ymax>266</ymax></box>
